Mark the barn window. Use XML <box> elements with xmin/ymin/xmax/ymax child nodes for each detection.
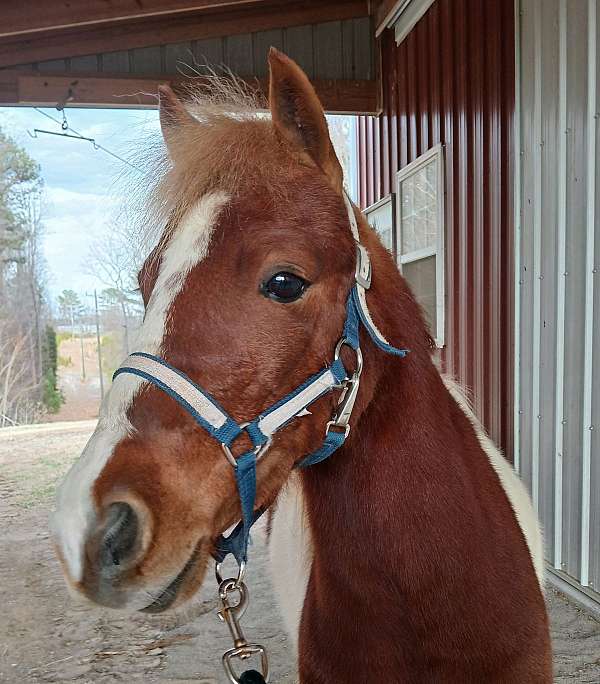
<box><xmin>395</xmin><ymin>144</ymin><xmax>445</xmax><ymax>347</ymax></box>
<box><xmin>364</xmin><ymin>194</ymin><xmax>396</xmax><ymax>254</ymax></box>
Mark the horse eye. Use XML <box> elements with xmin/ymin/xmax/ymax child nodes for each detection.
<box><xmin>261</xmin><ymin>272</ymin><xmax>308</xmax><ymax>303</ymax></box>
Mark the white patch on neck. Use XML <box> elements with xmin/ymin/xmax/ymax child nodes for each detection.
<box><xmin>269</xmin><ymin>474</ymin><xmax>313</xmax><ymax>654</ymax></box>
<box><xmin>52</xmin><ymin>191</ymin><xmax>230</xmax><ymax>582</ymax></box>
<box><xmin>443</xmin><ymin>377</ymin><xmax>545</xmax><ymax>587</ymax></box>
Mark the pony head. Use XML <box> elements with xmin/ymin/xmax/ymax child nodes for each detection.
<box><xmin>52</xmin><ymin>49</ymin><xmax>427</xmax><ymax>612</ymax></box>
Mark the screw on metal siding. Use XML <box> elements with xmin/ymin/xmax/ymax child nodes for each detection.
<box><xmin>539</xmin><ymin>274</ymin><xmax>544</xmax><ymax>280</ymax></box>
<box><xmin>537</xmin><ymin>414</ymin><xmax>542</xmax><ymax>420</ymax></box>
<box><xmin>562</xmin><ymin>419</ymin><xmax>567</xmax><ymax>425</ymax></box>
<box><xmin>563</xmin><ymin>271</ymin><xmax>568</xmax><ymax>276</ymax></box>
<box><xmin>519</xmin><ymin>410</ymin><xmax>524</xmax><ymax>415</ymax></box>
<box><xmin>589</xmin><ymin>426</ymin><xmax>594</xmax><ymax>431</ymax></box>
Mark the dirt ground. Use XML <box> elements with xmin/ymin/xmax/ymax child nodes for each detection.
<box><xmin>1</xmin><ymin>421</ymin><xmax>599</xmax><ymax>683</ymax></box>
<box><xmin>49</xmin><ymin>337</ymin><xmax>102</xmax><ymax>423</ymax></box>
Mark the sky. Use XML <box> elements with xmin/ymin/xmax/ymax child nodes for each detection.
<box><xmin>0</xmin><ymin>106</ymin><xmax>161</xmax><ymax>303</ymax></box>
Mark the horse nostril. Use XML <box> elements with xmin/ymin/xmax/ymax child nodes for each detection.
<box><xmin>101</xmin><ymin>502</ymin><xmax>139</xmax><ymax>568</ymax></box>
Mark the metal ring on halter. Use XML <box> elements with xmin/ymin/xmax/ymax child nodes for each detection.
<box><xmin>221</xmin><ymin>423</ymin><xmax>273</xmax><ymax>468</ymax></box>
<box><xmin>215</xmin><ymin>558</ymin><xmax>246</xmax><ymax>587</ymax></box>
<box><xmin>217</xmin><ymin>577</ymin><xmax>249</xmax><ymax>619</ymax></box>
<box><xmin>324</xmin><ymin>420</ymin><xmax>351</xmax><ymax>438</ymax></box>
<box><xmin>334</xmin><ymin>338</ymin><xmax>363</xmax><ymax>376</ymax></box>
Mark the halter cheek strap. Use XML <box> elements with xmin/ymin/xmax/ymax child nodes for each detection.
<box><xmin>112</xmin><ymin>194</ymin><xmax>408</xmax><ymax>567</ymax></box>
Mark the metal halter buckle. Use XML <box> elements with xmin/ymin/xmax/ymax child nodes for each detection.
<box><xmin>330</xmin><ymin>338</ymin><xmax>363</xmax><ymax>435</ymax></box>
<box><xmin>221</xmin><ymin>422</ymin><xmax>273</xmax><ymax>468</ymax></box>
<box><xmin>217</xmin><ymin>577</ymin><xmax>270</xmax><ymax>684</ymax></box>
<box><xmin>334</xmin><ymin>338</ymin><xmax>364</xmax><ymax>375</ymax></box>
<box><xmin>326</xmin><ymin>372</ymin><xmax>360</xmax><ymax>435</ymax></box>
<box><xmin>355</xmin><ymin>243</ymin><xmax>372</xmax><ymax>289</ymax></box>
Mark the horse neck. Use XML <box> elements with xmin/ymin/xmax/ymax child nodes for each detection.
<box><xmin>296</xmin><ymin>351</ymin><xmax>552</xmax><ymax>681</ymax></box>
<box><xmin>300</xmin><ymin>345</ymin><xmax>459</xmax><ymax>574</ymax></box>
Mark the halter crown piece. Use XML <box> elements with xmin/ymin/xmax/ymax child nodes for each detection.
<box><xmin>112</xmin><ymin>193</ymin><xmax>408</xmax><ymax>683</ymax></box>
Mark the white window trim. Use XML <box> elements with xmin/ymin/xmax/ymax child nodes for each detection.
<box><xmin>364</xmin><ymin>193</ymin><xmax>396</xmax><ymax>255</ymax></box>
<box><xmin>399</xmin><ymin>245</ymin><xmax>436</xmax><ymax>265</ymax></box>
<box><xmin>395</xmin><ymin>143</ymin><xmax>445</xmax><ymax>348</ymax></box>
<box><xmin>376</xmin><ymin>0</ymin><xmax>436</xmax><ymax>42</ymax></box>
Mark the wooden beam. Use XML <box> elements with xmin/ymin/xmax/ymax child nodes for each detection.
<box><xmin>0</xmin><ymin>1</ymin><xmax>369</xmax><ymax>69</ymax></box>
<box><xmin>0</xmin><ymin>69</ymin><xmax>18</xmax><ymax>104</ymax></box>
<box><xmin>0</xmin><ymin>1</ymin><xmax>266</xmax><ymax>38</ymax></box>
<box><xmin>1</xmin><ymin>71</ymin><xmax>378</xmax><ymax>114</ymax></box>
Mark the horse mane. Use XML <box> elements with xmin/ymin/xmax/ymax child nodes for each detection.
<box><xmin>129</xmin><ymin>75</ymin><xmax>304</xmax><ymax>259</ymax></box>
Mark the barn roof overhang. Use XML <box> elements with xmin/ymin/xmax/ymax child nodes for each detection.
<box><xmin>0</xmin><ymin>0</ymin><xmax>384</xmax><ymax>114</ymax></box>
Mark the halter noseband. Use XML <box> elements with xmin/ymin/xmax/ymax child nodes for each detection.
<box><xmin>113</xmin><ymin>193</ymin><xmax>407</xmax><ymax>568</ymax></box>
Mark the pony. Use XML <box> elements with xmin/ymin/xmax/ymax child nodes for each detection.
<box><xmin>52</xmin><ymin>49</ymin><xmax>552</xmax><ymax>682</ymax></box>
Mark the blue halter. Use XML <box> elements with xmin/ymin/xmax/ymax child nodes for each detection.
<box><xmin>112</xmin><ymin>195</ymin><xmax>408</xmax><ymax>569</ymax></box>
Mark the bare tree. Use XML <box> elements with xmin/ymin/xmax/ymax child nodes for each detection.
<box><xmin>328</xmin><ymin>116</ymin><xmax>353</xmax><ymax>191</ymax></box>
<box><xmin>57</xmin><ymin>289</ymin><xmax>82</xmax><ymax>339</ymax></box>
<box><xmin>84</xmin><ymin>220</ymin><xmax>143</xmax><ymax>356</ymax></box>
<box><xmin>0</xmin><ymin>323</ymin><xmax>41</xmax><ymax>426</ymax></box>
<box><xmin>0</xmin><ymin>128</ymin><xmax>54</xmax><ymax>425</ymax></box>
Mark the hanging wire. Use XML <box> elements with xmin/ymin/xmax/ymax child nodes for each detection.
<box><xmin>32</xmin><ymin>107</ymin><xmax>144</xmax><ymax>174</ymax></box>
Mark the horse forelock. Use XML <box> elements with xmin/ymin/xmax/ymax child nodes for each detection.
<box><xmin>130</xmin><ymin>79</ymin><xmax>323</xmax><ymax>262</ymax></box>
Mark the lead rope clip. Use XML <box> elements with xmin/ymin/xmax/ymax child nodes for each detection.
<box><xmin>217</xmin><ymin>573</ymin><xmax>270</xmax><ymax>684</ymax></box>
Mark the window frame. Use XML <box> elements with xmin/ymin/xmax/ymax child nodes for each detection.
<box><xmin>395</xmin><ymin>143</ymin><xmax>445</xmax><ymax>347</ymax></box>
<box><xmin>364</xmin><ymin>193</ymin><xmax>396</xmax><ymax>256</ymax></box>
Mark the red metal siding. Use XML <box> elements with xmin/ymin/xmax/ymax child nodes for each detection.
<box><xmin>358</xmin><ymin>0</ymin><xmax>515</xmax><ymax>456</ymax></box>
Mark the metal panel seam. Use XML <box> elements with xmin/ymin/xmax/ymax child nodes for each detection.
<box><xmin>553</xmin><ymin>0</ymin><xmax>568</xmax><ymax>571</ymax></box>
<box><xmin>514</xmin><ymin>0</ymin><xmax>522</xmax><ymax>473</ymax></box>
<box><xmin>580</xmin><ymin>0</ymin><xmax>597</xmax><ymax>588</ymax></box>
<box><xmin>531</xmin><ymin>0</ymin><xmax>543</xmax><ymax>513</ymax></box>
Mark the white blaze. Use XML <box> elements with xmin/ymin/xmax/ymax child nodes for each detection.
<box><xmin>52</xmin><ymin>191</ymin><xmax>230</xmax><ymax>582</ymax></box>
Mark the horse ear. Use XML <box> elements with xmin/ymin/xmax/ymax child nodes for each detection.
<box><xmin>268</xmin><ymin>47</ymin><xmax>343</xmax><ymax>193</ymax></box>
<box><xmin>158</xmin><ymin>84</ymin><xmax>197</xmax><ymax>158</ymax></box>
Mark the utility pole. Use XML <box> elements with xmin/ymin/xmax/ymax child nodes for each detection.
<box><xmin>93</xmin><ymin>289</ymin><xmax>104</xmax><ymax>400</ymax></box>
<box><xmin>79</xmin><ymin>323</ymin><xmax>86</xmax><ymax>381</ymax></box>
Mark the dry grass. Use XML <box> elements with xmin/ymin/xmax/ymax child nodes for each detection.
<box><xmin>0</xmin><ymin>421</ymin><xmax>95</xmax><ymax>507</ymax></box>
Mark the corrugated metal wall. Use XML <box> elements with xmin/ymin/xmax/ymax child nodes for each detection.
<box><xmin>357</xmin><ymin>0</ymin><xmax>516</xmax><ymax>455</ymax></box>
<box><xmin>517</xmin><ymin>0</ymin><xmax>600</xmax><ymax>599</ymax></box>
<box><xmin>25</xmin><ymin>18</ymin><xmax>374</xmax><ymax>81</ymax></box>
